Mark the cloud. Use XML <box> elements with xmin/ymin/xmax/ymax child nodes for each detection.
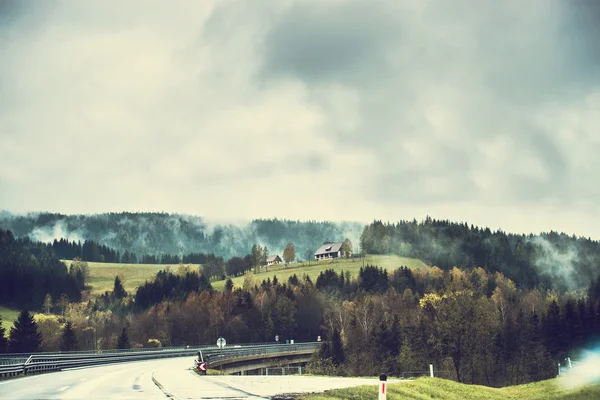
<box><xmin>1</xmin><ymin>1</ymin><xmax>600</xmax><ymax>239</ymax></box>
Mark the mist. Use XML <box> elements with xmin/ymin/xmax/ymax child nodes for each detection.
<box><xmin>0</xmin><ymin>211</ymin><xmax>363</xmax><ymax>260</ymax></box>
<box><xmin>560</xmin><ymin>346</ymin><xmax>600</xmax><ymax>390</ymax></box>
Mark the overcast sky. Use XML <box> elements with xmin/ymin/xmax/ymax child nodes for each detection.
<box><xmin>1</xmin><ymin>0</ymin><xmax>599</xmax><ymax>237</ymax></box>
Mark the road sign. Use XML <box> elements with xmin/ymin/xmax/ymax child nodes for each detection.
<box><xmin>216</xmin><ymin>337</ymin><xmax>226</xmax><ymax>348</ymax></box>
<box><xmin>198</xmin><ymin>362</ymin><xmax>207</xmax><ymax>372</ymax></box>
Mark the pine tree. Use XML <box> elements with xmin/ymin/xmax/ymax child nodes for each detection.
<box><xmin>117</xmin><ymin>327</ymin><xmax>130</xmax><ymax>349</ymax></box>
<box><xmin>0</xmin><ymin>315</ymin><xmax>7</xmax><ymax>353</ymax></box>
<box><xmin>331</xmin><ymin>328</ymin><xmax>345</xmax><ymax>366</ymax></box>
<box><xmin>113</xmin><ymin>276</ymin><xmax>127</xmax><ymax>299</ymax></box>
<box><xmin>224</xmin><ymin>278</ymin><xmax>234</xmax><ymax>292</ymax></box>
<box><xmin>60</xmin><ymin>321</ymin><xmax>78</xmax><ymax>352</ymax></box>
<box><xmin>8</xmin><ymin>310</ymin><xmax>42</xmax><ymax>353</ymax></box>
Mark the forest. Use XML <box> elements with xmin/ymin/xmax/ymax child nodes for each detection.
<box><xmin>360</xmin><ymin>218</ymin><xmax>600</xmax><ymax>292</ymax></box>
<box><xmin>2</xmin><ymin>213</ymin><xmax>600</xmax><ymax>388</ymax></box>
<box><xmin>0</xmin><ymin>212</ymin><xmax>362</xmax><ymax>259</ymax></box>
<box><xmin>3</xmin><ymin>260</ymin><xmax>599</xmax><ymax>388</ymax></box>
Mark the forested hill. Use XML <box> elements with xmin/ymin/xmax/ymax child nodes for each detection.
<box><xmin>0</xmin><ymin>212</ymin><xmax>363</xmax><ymax>260</ymax></box>
<box><xmin>361</xmin><ymin>218</ymin><xmax>600</xmax><ymax>291</ymax></box>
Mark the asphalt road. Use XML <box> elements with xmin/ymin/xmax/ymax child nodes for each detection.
<box><xmin>0</xmin><ymin>357</ymin><xmax>392</xmax><ymax>399</ymax></box>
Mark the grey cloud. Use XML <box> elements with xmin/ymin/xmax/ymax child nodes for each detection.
<box><xmin>261</xmin><ymin>2</ymin><xmax>395</xmax><ymax>84</ymax></box>
<box><xmin>257</xmin><ymin>0</ymin><xmax>600</xmax><ymax>208</ymax></box>
<box><xmin>2</xmin><ymin>1</ymin><xmax>600</xmax><ymax>239</ymax></box>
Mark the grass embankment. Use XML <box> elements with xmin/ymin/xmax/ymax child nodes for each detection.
<box><xmin>212</xmin><ymin>254</ymin><xmax>428</xmax><ymax>291</ymax></box>
<box><xmin>0</xmin><ymin>306</ymin><xmax>19</xmax><ymax>337</ymax></box>
<box><xmin>297</xmin><ymin>377</ymin><xmax>600</xmax><ymax>400</ymax></box>
<box><xmin>62</xmin><ymin>260</ymin><xmax>201</xmax><ymax>296</ymax></box>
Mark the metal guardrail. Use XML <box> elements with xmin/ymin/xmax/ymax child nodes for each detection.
<box><xmin>202</xmin><ymin>343</ymin><xmax>320</xmax><ymax>368</ymax></box>
<box><xmin>0</xmin><ymin>342</ymin><xmax>320</xmax><ymax>378</ymax></box>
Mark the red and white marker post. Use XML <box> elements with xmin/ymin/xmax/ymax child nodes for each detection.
<box><xmin>379</xmin><ymin>374</ymin><xmax>387</xmax><ymax>400</ymax></box>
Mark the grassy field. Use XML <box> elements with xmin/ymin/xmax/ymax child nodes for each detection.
<box><xmin>64</xmin><ymin>260</ymin><xmax>201</xmax><ymax>296</ymax></box>
<box><xmin>297</xmin><ymin>377</ymin><xmax>600</xmax><ymax>400</ymax></box>
<box><xmin>211</xmin><ymin>254</ymin><xmax>429</xmax><ymax>291</ymax></box>
<box><xmin>0</xmin><ymin>306</ymin><xmax>19</xmax><ymax>337</ymax></box>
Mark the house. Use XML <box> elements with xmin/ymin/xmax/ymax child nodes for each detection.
<box><xmin>267</xmin><ymin>255</ymin><xmax>282</xmax><ymax>266</ymax></box>
<box><xmin>314</xmin><ymin>242</ymin><xmax>344</xmax><ymax>261</ymax></box>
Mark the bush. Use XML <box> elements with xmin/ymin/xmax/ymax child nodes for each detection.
<box><xmin>145</xmin><ymin>338</ymin><xmax>162</xmax><ymax>348</ymax></box>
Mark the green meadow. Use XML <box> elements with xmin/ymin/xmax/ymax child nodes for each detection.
<box><xmin>211</xmin><ymin>254</ymin><xmax>428</xmax><ymax>291</ymax></box>
<box><xmin>298</xmin><ymin>377</ymin><xmax>600</xmax><ymax>400</ymax></box>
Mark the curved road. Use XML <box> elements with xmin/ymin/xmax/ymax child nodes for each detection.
<box><xmin>0</xmin><ymin>357</ymin><xmax>392</xmax><ymax>399</ymax></box>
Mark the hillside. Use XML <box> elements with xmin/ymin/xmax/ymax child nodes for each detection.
<box><xmin>77</xmin><ymin>255</ymin><xmax>426</xmax><ymax>295</ymax></box>
<box><xmin>0</xmin><ymin>212</ymin><xmax>363</xmax><ymax>260</ymax></box>
<box><xmin>297</xmin><ymin>377</ymin><xmax>600</xmax><ymax>400</ymax></box>
<box><xmin>64</xmin><ymin>260</ymin><xmax>201</xmax><ymax>296</ymax></box>
<box><xmin>0</xmin><ymin>306</ymin><xmax>18</xmax><ymax>338</ymax></box>
<box><xmin>211</xmin><ymin>254</ymin><xmax>428</xmax><ymax>290</ymax></box>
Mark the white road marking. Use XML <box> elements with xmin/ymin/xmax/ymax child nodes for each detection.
<box><xmin>58</xmin><ymin>385</ymin><xmax>70</xmax><ymax>392</ymax></box>
<box><xmin>79</xmin><ymin>378</ymin><xmax>87</xmax><ymax>382</ymax></box>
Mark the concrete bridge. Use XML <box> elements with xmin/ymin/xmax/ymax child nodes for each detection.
<box><xmin>204</xmin><ymin>343</ymin><xmax>318</xmax><ymax>374</ymax></box>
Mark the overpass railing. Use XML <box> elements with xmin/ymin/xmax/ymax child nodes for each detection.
<box><xmin>0</xmin><ymin>342</ymin><xmax>320</xmax><ymax>378</ymax></box>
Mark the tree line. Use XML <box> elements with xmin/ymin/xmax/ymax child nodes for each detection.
<box><xmin>0</xmin><ymin>230</ymin><xmax>83</xmax><ymax>310</ymax></box>
<box><xmin>360</xmin><ymin>217</ymin><xmax>600</xmax><ymax>292</ymax></box>
<box><xmin>0</xmin><ymin>212</ymin><xmax>362</xmax><ymax>260</ymax></box>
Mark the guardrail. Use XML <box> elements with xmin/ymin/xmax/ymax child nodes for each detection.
<box><xmin>0</xmin><ymin>342</ymin><xmax>321</xmax><ymax>378</ymax></box>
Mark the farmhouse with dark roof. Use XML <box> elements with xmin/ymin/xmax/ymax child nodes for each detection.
<box><xmin>314</xmin><ymin>242</ymin><xmax>344</xmax><ymax>261</ymax></box>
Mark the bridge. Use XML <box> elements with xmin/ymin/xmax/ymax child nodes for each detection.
<box><xmin>203</xmin><ymin>343</ymin><xmax>317</xmax><ymax>374</ymax></box>
<box><xmin>0</xmin><ymin>342</ymin><xmax>321</xmax><ymax>378</ymax></box>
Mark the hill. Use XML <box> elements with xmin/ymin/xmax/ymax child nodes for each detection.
<box><xmin>0</xmin><ymin>306</ymin><xmax>18</xmax><ymax>338</ymax></box>
<box><xmin>0</xmin><ymin>212</ymin><xmax>363</xmax><ymax>260</ymax></box>
<box><xmin>64</xmin><ymin>260</ymin><xmax>201</xmax><ymax>296</ymax></box>
<box><xmin>297</xmin><ymin>377</ymin><xmax>600</xmax><ymax>400</ymax></box>
<box><xmin>211</xmin><ymin>254</ymin><xmax>428</xmax><ymax>291</ymax></box>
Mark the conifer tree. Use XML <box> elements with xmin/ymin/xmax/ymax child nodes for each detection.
<box><xmin>117</xmin><ymin>327</ymin><xmax>130</xmax><ymax>349</ymax></box>
<box><xmin>331</xmin><ymin>328</ymin><xmax>345</xmax><ymax>366</ymax></box>
<box><xmin>8</xmin><ymin>310</ymin><xmax>42</xmax><ymax>353</ymax></box>
<box><xmin>113</xmin><ymin>276</ymin><xmax>127</xmax><ymax>299</ymax></box>
<box><xmin>60</xmin><ymin>321</ymin><xmax>78</xmax><ymax>352</ymax></box>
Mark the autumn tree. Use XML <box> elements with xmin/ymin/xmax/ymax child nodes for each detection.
<box><xmin>57</xmin><ymin>294</ymin><xmax>69</xmax><ymax>317</ymax></box>
<box><xmin>342</xmin><ymin>238</ymin><xmax>353</xmax><ymax>258</ymax></box>
<box><xmin>283</xmin><ymin>243</ymin><xmax>296</xmax><ymax>265</ymax></box>
<box><xmin>262</xmin><ymin>246</ymin><xmax>269</xmax><ymax>268</ymax></box>
<box><xmin>251</xmin><ymin>244</ymin><xmax>263</xmax><ymax>273</ymax></box>
<box><xmin>43</xmin><ymin>294</ymin><xmax>53</xmax><ymax>314</ymax></box>
<box><xmin>8</xmin><ymin>310</ymin><xmax>42</xmax><ymax>353</ymax></box>
<box><xmin>60</xmin><ymin>321</ymin><xmax>78</xmax><ymax>351</ymax></box>
<box><xmin>305</xmin><ymin>249</ymin><xmax>313</xmax><ymax>266</ymax></box>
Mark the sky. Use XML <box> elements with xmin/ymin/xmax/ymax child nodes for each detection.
<box><xmin>1</xmin><ymin>0</ymin><xmax>600</xmax><ymax>238</ymax></box>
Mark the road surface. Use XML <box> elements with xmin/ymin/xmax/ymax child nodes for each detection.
<box><xmin>0</xmin><ymin>357</ymin><xmax>393</xmax><ymax>399</ymax></box>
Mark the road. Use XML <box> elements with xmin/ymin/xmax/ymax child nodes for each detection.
<box><xmin>0</xmin><ymin>357</ymin><xmax>393</xmax><ymax>399</ymax></box>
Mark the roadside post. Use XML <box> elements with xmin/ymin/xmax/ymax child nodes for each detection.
<box><xmin>430</xmin><ymin>364</ymin><xmax>434</xmax><ymax>378</ymax></box>
<box><xmin>217</xmin><ymin>337</ymin><xmax>226</xmax><ymax>373</ymax></box>
<box><xmin>379</xmin><ymin>374</ymin><xmax>387</xmax><ymax>400</ymax></box>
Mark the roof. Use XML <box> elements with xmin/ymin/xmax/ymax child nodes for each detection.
<box><xmin>267</xmin><ymin>255</ymin><xmax>281</xmax><ymax>262</ymax></box>
<box><xmin>314</xmin><ymin>242</ymin><xmax>343</xmax><ymax>255</ymax></box>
